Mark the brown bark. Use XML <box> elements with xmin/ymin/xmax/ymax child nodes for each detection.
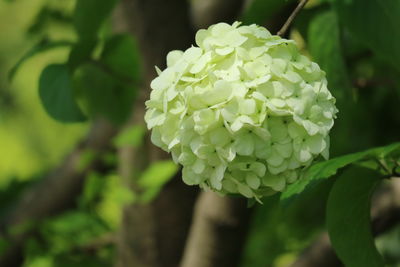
<box><xmin>180</xmin><ymin>192</ymin><xmax>251</xmax><ymax>267</ymax></box>
<box><xmin>114</xmin><ymin>1</ymin><xmax>252</xmax><ymax>267</ymax></box>
<box><xmin>114</xmin><ymin>1</ymin><xmax>198</xmax><ymax>267</ymax></box>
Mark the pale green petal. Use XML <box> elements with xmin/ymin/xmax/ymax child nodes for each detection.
<box><xmin>270</xmin><ymin>98</ymin><xmax>286</xmax><ymax>108</ymax></box>
<box><xmin>268</xmin><ymin>160</ymin><xmax>288</xmax><ymax>174</ymax></box>
<box><xmin>266</xmin><ymin>151</ymin><xmax>284</xmax><ymax>166</ymax></box>
<box><xmin>183</xmin><ymin>46</ymin><xmax>202</xmax><ymax>61</ymax></box>
<box><xmin>195</xmin><ymin>29</ymin><xmax>209</xmax><ymax>48</ymax></box>
<box><xmin>287</xmin><ymin>122</ymin><xmax>306</xmax><ymax>139</ymax></box>
<box><xmin>210</xmin><ymin>173</ymin><xmax>223</xmax><ymax>190</ymax></box>
<box><xmin>224</xmin><ymin>30</ymin><xmax>248</xmax><ymax>47</ymax></box>
<box><xmin>167</xmin><ymin>50</ymin><xmax>184</xmax><ymax>67</ymax></box>
<box><xmin>182</xmin><ymin>167</ymin><xmax>202</xmax><ymax>185</ymax></box>
<box><xmin>155</xmin><ymin>66</ymin><xmax>162</xmax><ymax>75</ymax></box>
<box><xmin>275</xmin><ymin>141</ymin><xmax>292</xmax><ymax>158</ymax></box>
<box><xmin>211</xmin><ymin>22</ymin><xmax>232</xmax><ymax>36</ymax></box>
<box><xmin>217</xmin><ymin>146</ymin><xmax>236</xmax><ymax>162</ymax></box>
<box><xmin>192</xmin><ymin>158</ymin><xmax>206</xmax><ymax>174</ymax></box>
<box><xmin>178</xmin><ymin>151</ymin><xmax>196</xmax><ymax>165</ymax></box>
<box><xmin>150</xmin><ymin>128</ymin><xmax>165</xmax><ymax>150</ymax></box>
<box><xmin>234</xmin><ymin>133</ymin><xmax>254</xmax><ymax>156</ymax></box>
<box><xmin>321</xmin><ymin>136</ymin><xmax>330</xmax><ymax>160</ymax></box>
<box><xmin>209</xmin><ymin>127</ymin><xmax>231</xmax><ymax>147</ymax></box>
<box><xmin>250</xmin><ymin>162</ymin><xmax>266</xmax><ymax>177</ymax></box>
<box><xmin>268</xmin><ymin>117</ymin><xmax>288</xmax><ymax>142</ymax></box>
<box><xmin>202</xmin><ymin>80</ymin><xmax>232</xmax><ymax>106</ymax></box>
<box><xmin>262</xmin><ymin>174</ymin><xmax>286</xmax><ymax>191</ymax></box>
<box><xmin>305</xmin><ymin>134</ymin><xmax>326</xmax><ymax>154</ymax></box>
<box><xmin>190</xmin><ymin>52</ymin><xmax>211</xmax><ymax>74</ymax></box>
<box><xmin>237</xmin><ymin>184</ymin><xmax>253</xmax><ymax>198</ymax></box>
<box><xmin>196</xmin><ymin>144</ymin><xmax>215</xmax><ymax>159</ymax></box>
<box><xmin>222</xmin><ymin>177</ymin><xmax>237</xmax><ymax>192</ymax></box>
<box><xmin>239</xmin><ymin>99</ymin><xmax>256</xmax><ymax>115</ymax></box>
<box><xmin>246</xmin><ymin>173</ymin><xmax>260</xmax><ymax>189</ymax></box>
<box><xmin>296</xmin><ymin>147</ymin><xmax>312</xmax><ymax>162</ymax></box>
<box><xmin>283</xmin><ymin>70</ymin><xmax>302</xmax><ymax>83</ymax></box>
<box><xmin>193</xmin><ymin>109</ymin><xmax>217</xmax><ymax>134</ymax></box>
<box><xmin>145</xmin><ymin>109</ymin><xmax>166</xmax><ymax>129</ymax></box>
<box><xmin>215</xmin><ymin>47</ymin><xmax>234</xmax><ymax>56</ymax></box>
<box><xmin>270</xmin><ymin>58</ymin><xmax>286</xmax><ymax>76</ymax></box>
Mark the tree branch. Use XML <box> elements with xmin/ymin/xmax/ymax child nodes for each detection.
<box><xmin>277</xmin><ymin>0</ymin><xmax>309</xmax><ymax>37</ymax></box>
<box><xmin>113</xmin><ymin>1</ymin><xmax>198</xmax><ymax>267</ymax></box>
<box><xmin>180</xmin><ymin>192</ymin><xmax>251</xmax><ymax>267</ymax></box>
<box><xmin>114</xmin><ymin>1</ymin><xmax>251</xmax><ymax>267</ymax></box>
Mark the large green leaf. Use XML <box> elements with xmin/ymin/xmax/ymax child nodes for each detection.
<box><xmin>73</xmin><ymin>63</ymin><xmax>135</xmax><ymax>124</ymax></box>
<box><xmin>39</xmin><ymin>64</ymin><xmax>86</xmax><ymax>122</ymax></box>
<box><xmin>333</xmin><ymin>0</ymin><xmax>400</xmax><ymax>73</ymax></box>
<box><xmin>100</xmin><ymin>34</ymin><xmax>141</xmax><ymax>82</ymax></box>
<box><xmin>68</xmin><ymin>39</ymin><xmax>97</xmax><ymax>70</ymax></box>
<box><xmin>281</xmin><ymin>142</ymin><xmax>400</xmax><ymax>200</ymax></box>
<box><xmin>327</xmin><ymin>167</ymin><xmax>385</xmax><ymax>267</ymax></box>
<box><xmin>9</xmin><ymin>39</ymin><xmax>73</xmax><ymax>81</ymax></box>
<box><xmin>73</xmin><ymin>0</ymin><xmax>118</xmax><ymax>39</ymax></box>
<box><xmin>308</xmin><ymin>11</ymin><xmax>350</xmax><ymax>101</ymax></box>
<box><xmin>241</xmin><ymin>0</ymin><xmax>295</xmax><ymax>25</ymax></box>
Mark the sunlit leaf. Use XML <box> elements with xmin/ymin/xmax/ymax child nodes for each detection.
<box><xmin>138</xmin><ymin>160</ymin><xmax>179</xmax><ymax>202</ymax></box>
<box><xmin>281</xmin><ymin>142</ymin><xmax>400</xmax><ymax>201</ymax></box>
<box><xmin>113</xmin><ymin>125</ymin><xmax>146</xmax><ymax>148</ymax></box>
<box><xmin>9</xmin><ymin>39</ymin><xmax>73</xmax><ymax>81</ymax></box>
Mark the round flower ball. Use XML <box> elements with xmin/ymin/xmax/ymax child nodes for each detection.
<box><xmin>145</xmin><ymin>22</ymin><xmax>338</xmax><ymax>200</ymax></box>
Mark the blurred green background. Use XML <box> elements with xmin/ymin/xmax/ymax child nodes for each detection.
<box><xmin>1</xmin><ymin>0</ymin><xmax>400</xmax><ymax>266</ymax></box>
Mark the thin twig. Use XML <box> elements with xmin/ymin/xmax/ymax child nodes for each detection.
<box><xmin>277</xmin><ymin>0</ymin><xmax>309</xmax><ymax>37</ymax></box>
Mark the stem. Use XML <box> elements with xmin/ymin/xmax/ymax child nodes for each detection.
<box><xmin>376</xmin><ymin>158</ymin><xmax>391</xmax><ymax>175</ymax></box>
<box><xmin>277</xmin><ymin>0</ymin><xmax>309</xmax><ymax>37</ymax></box>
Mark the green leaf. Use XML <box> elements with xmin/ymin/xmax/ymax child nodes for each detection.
<box><xmin>41</xmin><ymin>211</ymin><xmax>108</xmax><ymax>252</ymax></box>
<box><xmin>100</xmin><ymin>34</ymin><xmax>141</xmax><ymax>82</ymax></box>
<box><xmin>281</xmin><ymin>142</ymin><xmax>400</xmax><ymax>201</ymax></box>
<box><xmin>308</xmin><ymin>10</ymin><xmax>350</xmax><ymax>101</ymax></box>
<box><xmin>241</xmin><ymin>0</ymin><xmax>296</xmax><ymax>25</ymax></box>
<box><xmin>9</xmin><ymin>39</ymin><xmax>73</xmax><ymax>81</ymax></box>
<box><xmin>333</xmin><ymin>0</ymin><xmax>400</xmax><ymax>73</ymax></box>
<box><xmin>138</xmin><ymin>160</ymin><xmax>179</xmax><ymax>202</ymax></box>
<box><xmin>39</xmin><ymin>64</ymin><xmax>86</xmax><ymax>122</ymax></box>
<box><xmin>27</xmin><ymin>6</ymin><xmax>72</xmax><ymax>35</ymax></box>
<box><xmin>73</xmin><ymin>0</ymin><xmax>118</xmax><ymax>39</ymax></box>
<box><xmin>327</xmin><ymin>167</ymin><xmax>385</xmax><ymax>267</ymax></box>
<box><xmin>73</xmin><ymin>63</ymin><xmax>135</xmax><ymax>124</ymax></box>
<box><xmin>68</xmin><ymin>39</ymin><xmax>97</xmax><ymax>70</ymax></box>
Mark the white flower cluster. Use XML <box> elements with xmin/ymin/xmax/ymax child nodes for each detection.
<box><xmin>145</xmin><ymin>22</ymin><xmax>337</xmax><ymax>200</ymax></box>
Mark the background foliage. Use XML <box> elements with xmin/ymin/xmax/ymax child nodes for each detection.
<box><xmin>0</xmin><ymin>0</ymin><xmax>399</xmax><ymax>266</ymax></box>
